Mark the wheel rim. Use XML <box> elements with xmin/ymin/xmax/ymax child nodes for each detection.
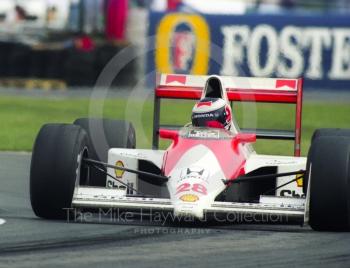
<box><xmin>76</xmin><ymin>147</ymin><xmax>89</xmax><ymax>186</ymax></box>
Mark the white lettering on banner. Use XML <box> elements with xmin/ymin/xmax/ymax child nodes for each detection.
<box><xmin>221</xmin><ymin>25</ymin><xmax>249</xmax><ymax>76</ymax></box>
<box><xmin>277</xmin><ymin>26</ymin><xmax>304</xmax><ymax>77</ymax></box>
<box><xmin>329</xmin><ymin>28</ymin><xmax>350</xmax><ymax>79</ymax></box>
<box><xmin>303</xmin><ymin>28</ymin><xmax>331</xmax><ymax>79</ymax></box>
<box><xmin>248</xmin><ymin>24</ymin><xmax>279</xmax><ymax>77</ymax></box>
<box><xmin>220</xmin><ymin>25</ymin><xmax>350</xmax><ymax>80</ymax></box>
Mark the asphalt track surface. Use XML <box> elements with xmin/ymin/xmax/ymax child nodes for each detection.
<box><xmin>1</xmin><ymin>153</ymin><xmax>350</xmax><ymax>268</ymax></box>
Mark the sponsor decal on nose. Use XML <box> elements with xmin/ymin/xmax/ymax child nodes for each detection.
<box><xmin>180</xmin><ymin>194</ymin><xmax>199</xmax><ymax>202</ymax></box>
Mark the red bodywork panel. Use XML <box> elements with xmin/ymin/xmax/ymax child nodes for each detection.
<box><xmin>156</xmin><ymin>86</ymin><xmax>299</xmax><ymax>104</ymax></box>
<box><xmin>160</xmin><ymin>129</ymin><xmax>255</xmax><ymax>180</ymax></box>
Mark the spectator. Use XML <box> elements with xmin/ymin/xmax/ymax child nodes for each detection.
<box><xmin>167</xmin><ymin>0</ymin><xmax>182</xmax><ymax>11</ymax></box>
<box><xmin>74</xmin><ymin>35</ymin><xmax>95</xmax><ymax>52</ymax></box>
<box><xmin>106</xmin><ymin>0</ymin><xmax>128</xmax><ymax>42</ymax></box>
<box><xmin>15</xmin><ymin>5</ymin><xmax>27</xmax><ymax>21</ymax></box>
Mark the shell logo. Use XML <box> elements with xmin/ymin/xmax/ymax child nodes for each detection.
<box><xmin>180</xmin><ymin>194</ymin><xmax>199</xmax><ymax>202</ymax></box>
<box><xmin>296</xmin><ymin>174</ymin><xmax>303</xmax><ymax>187</ymax></box>
<box><xmin>115</xmin><ymin>161</ymin><xmax>125</xmax><ymax>178</ymax></box>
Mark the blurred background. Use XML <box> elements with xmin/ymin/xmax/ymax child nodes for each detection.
<box><xmin>0</xmin><ymin>0</ymin><xmax>349</xmax><ymax>154</ymax></box>
<box><xmin>0</xmin><ymin>0</ymin><xmax>349</xmax><ymax>89</ymax></box>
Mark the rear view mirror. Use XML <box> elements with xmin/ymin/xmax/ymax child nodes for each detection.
<box><xmin>233</xmin><ymin>133</ymin><xmax>256</xmax><ymax>148</ymax></box>
<box><xmin>159</xmin><ymin>129</ymin><xmax>179</xmax><ymax>141</ymax></box>
<box><xmin>236</xmin><ymin>133</ymin><xmax>256</xmax><ymax>143</ymax></box>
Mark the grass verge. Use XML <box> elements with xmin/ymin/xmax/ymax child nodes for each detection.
<box><xmin>0</xmin><ymin>95</ymin><xmax>349</xmax><ymax>156</ymax></box>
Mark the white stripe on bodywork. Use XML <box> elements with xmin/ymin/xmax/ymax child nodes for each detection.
<box><xmin>245</xmin><ymin>154</ymin><xmax>307</xmax><ymax>174</ymax></box>
<box><xmin>108</xmin><ymin>149</ymin><xmax>165</xmax><ymax>169</ymax></box>
<box><xmin>245</xmin><ymin>154</ymin><xmax>307</xmax><ymax>196</ymax></box>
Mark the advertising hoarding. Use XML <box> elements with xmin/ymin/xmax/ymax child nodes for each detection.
<box><xmin>147</xmin><ymin>12</ymin><xmax>350</xmax><ymax>89</ymax></box>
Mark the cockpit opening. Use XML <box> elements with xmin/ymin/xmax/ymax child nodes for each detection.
<box><xmin>204</xmin><ymin>77</ymin><xmax>223</xmax><ymax>99</ymax></box>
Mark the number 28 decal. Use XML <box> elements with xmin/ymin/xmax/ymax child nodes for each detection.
<box><xmin>176</xmin><ymin>183</ymin><xmax>207</xmax><ymax>195</ymax></box>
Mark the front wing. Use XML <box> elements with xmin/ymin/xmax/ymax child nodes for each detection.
<box><xmin>72</xmin><ymin>187</ymin><xmax>306</xmax><ymax>222</ymax></box>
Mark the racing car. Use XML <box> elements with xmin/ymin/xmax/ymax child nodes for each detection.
<box><xmin>30</xmin><ymin>74</ymin><xmax>350</xmax><ymax>231</ymax></box>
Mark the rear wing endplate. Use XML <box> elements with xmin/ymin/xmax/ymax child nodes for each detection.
<box><xmin>153</xmin><ymin>74</ymin><xmax>303</xmax><ymax>156</ymax></box>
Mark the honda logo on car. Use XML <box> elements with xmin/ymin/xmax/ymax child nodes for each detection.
<box><xmin>180</xmin><ymin>167</ymin><xmax>210</xmax><ymax>182</ymax></box>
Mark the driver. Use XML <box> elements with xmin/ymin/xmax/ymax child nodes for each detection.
<box><xmin>191</xmin><ymin>97</ymin><xmax>232</xmax><ymax>130</ymax></box>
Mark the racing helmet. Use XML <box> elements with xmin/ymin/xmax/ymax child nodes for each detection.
<box><xmin>191</xmin><ymin>97</ymin><xmax>232</xmax><ymax>130</ymax></box>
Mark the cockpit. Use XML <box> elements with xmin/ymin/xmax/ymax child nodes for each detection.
<box><xmin>179</xmin><ymin>127</ymin><xmax>235</xmax><ymax>140</ymax></box>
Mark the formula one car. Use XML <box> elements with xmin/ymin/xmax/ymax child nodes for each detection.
<box><xmin>30</xmin><ymin>74</ymin><xmax>350</xmax><ymax>231</ymax></box>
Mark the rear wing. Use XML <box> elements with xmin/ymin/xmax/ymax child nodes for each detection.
<box><xmin>153</xmin><ymin>74</ymin><xmax>303</xmax><ymax>156</ymax></box>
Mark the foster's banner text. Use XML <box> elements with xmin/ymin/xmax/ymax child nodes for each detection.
<box><xmin>147</xmin><ymin>12</ymin><xmax>350</xmax><ymax>89</ymax></box>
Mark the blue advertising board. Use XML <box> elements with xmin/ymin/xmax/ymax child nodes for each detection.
<box><xmin>147</xmin><ymin>11</ymin><xmax>350</xmax><ymax>89</ymax></box>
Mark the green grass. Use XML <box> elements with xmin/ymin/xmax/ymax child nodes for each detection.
<box><xmin>0</xmin><ymin>95</ymin><xmax>349</xmax><ymax>156</ymax></box>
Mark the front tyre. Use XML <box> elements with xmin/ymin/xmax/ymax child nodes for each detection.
<box><xmin>307</xmin><ymin>136</ymin><xmax>350</xmax><ymax>231</ymax></box>
<box><xmin>304</xmin><ymin>128</ymin><xmax>350</xmax><ymax>194</ymax></box>
<box><xmin>30</xmin><ymin>124</ymin><xmax>89</xmax><ymax>219</ymax></box>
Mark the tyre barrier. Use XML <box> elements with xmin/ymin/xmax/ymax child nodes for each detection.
<box><xmin>0</xmin><ymin>41</ymin><xmax>137</xmax><ymax>88</ymax></box>
<box><xmin>0</xmin><ymin>42</ymin><xmax>14</xmax><ymax>77</ymax></box>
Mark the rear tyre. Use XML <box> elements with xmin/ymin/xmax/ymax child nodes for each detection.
<box><xmin>30</xmin><ymin>124</ymin><xmax>89</xmax><ymax>219</ymax></box>
<box><xmin>307</xmin><ymin>135</ymin><xmax>350</xmax><ymax>231</ymax></box>
<box><xmin>312</xmin><ymin>128</ymin><xmax>350</xmax><ymax>142</ymax></box>
<box><xmin>73</xmin><ymin>118</ymin><xmax>136</xmax><ymax>186</ymax></box>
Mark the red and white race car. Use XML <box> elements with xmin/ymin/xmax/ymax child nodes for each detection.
<box><xmin>30</xmin><ymin>74</ymin><xmax>350</xmax><ymax>231</ymax></box>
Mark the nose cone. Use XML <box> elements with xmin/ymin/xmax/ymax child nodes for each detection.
<box><xmin>167</xmin><ymin>144</ymin><xmax>227</xmax><ymax>220</ymax></box>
